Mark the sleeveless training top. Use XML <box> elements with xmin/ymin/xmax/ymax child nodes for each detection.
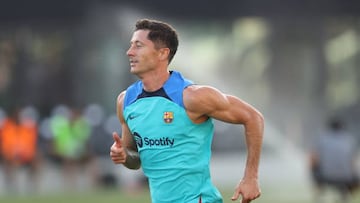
<box><xmin>123</xmin><ymin>71</ymin><xmax>223</xmax><ymax>203</ymax></box>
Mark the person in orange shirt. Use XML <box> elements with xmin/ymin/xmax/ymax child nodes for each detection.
<box><xmin>0</xmin><ymin>107</ymin><xmax>39</xmax><ymax>194</ymax></box>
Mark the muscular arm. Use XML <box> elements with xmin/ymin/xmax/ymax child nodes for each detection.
<box><xmin>184</xmin><ymin>85</ymin><xmax>264</xmax><ymax>201</ymax></box>
<box><xmin>115</xmin><ymin>91</ymin><xmax>141</xmax><ymax>169</ymax></box>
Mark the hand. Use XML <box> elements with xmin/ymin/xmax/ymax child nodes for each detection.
<box><xmin>110</xmin><ymin>132</ymin><xmax>127</xmax><ymax>164</ymax></box>
<box><xmin>231</xmin><ymin>178</ymin><xmax>261</xmax><ymax>203</ymax></box>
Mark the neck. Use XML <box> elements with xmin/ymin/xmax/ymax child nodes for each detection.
<box><xmin>140</xmin><ymin>69</ymin><xmax>170</xmax><ymax>92</ymax></box>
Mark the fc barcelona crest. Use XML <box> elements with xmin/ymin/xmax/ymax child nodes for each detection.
<box><xmin>163</xmin><ymin>111</ymin><xmax>174</xmax><ymax>123</ymax></box>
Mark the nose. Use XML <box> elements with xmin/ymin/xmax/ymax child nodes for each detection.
<box><xmin>127</xmin><ymin>46</ymin><xmax>134</xmax><ymax>57</ymax></box>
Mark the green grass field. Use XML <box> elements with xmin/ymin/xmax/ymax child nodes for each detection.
<box><xmin>1</xmin><ymin>186</ymin><xmax>359</xmax><ymax>203</ymax></box>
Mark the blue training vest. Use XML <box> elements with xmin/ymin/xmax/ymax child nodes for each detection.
<box><xmin>123</xmin><ymin>71</ymin><xmax>223</xmax><ymax>203</ymax></box>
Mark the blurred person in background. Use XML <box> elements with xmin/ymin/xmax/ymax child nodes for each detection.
<box><xmin>0</xmin><ymin>106</ymin><xmax>40</xmax><ymax>194</ymax></box>
<box><xmin>50</xmin><ymin>105</ymin><xmax>91</xmax><ymax>191</ymax></box>
<box><xmin>309</xmin><ymin>117</ymin><xmax>359</xmax><ymax>203</ymax></box>
<box><xmin>110</xmin><ymin>19</ymin><xmax>264</xmax><ymax>203</ymax></box>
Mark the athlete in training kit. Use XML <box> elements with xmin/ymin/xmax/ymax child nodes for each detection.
<box><xmin>110</xmin><ymin>19</ymin><xmax>264</xmax><ymax>203</ymax></box>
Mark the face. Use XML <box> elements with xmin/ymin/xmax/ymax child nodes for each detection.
<box><xmin>126</xmin><ymin>30</ymin><xmax>160</xmax><ymax>75</ymax></box>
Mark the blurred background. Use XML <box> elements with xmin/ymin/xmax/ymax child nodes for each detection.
<box><xmin>0</xmin><ymin>0</ymin><xmax>360</xmax><ymax>202</ymax></box>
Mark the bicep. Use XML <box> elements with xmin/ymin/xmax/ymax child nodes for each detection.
<box><xmin>185</xmin><ymin>86</ymin><xmax>261</xmax><ymax>124</ymax></box>
<box><xmin>209</xmin><ymin>94</ymin><xmax>259</xmax><ymax>124</ymax></box>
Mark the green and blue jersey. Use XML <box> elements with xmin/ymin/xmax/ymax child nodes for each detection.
<box><xmin>123</xmin><ymin>71</ymin><xmax>223</xmax><ymax>203</ymax></box>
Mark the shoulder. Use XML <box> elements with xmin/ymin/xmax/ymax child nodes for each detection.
<box><xmin>183</xmin><ymin>85</ymin><xmax>228</xmax><ymax>113</ymax></box>
<box><xmin>184</xmin><ymin>84</ymin><xmax>221</xmax><ymax>95</ymax></box>
<box><xmin>117</xmin><ymin>91</ymin><xmax>126</xmax><ymax>103</ymax></box>
<box><xmin>116</xmin><ymin>91</ymin><xmax>126</xmax><ymax>110</ymax></box>
<box><xmin>184</xmin><ymin>85</ymin><xmax>227</xmax><ymax>104</ymax></box>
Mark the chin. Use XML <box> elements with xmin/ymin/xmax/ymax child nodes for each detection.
<box><xmin>130</xmin><ymin>67</ymin><xmax>137</xmax><ymax>73</ymax></box>
<box><xmin>130</xmin><ymin>68</ymin><xmax>142</xmax><ymax>75</ymax></box>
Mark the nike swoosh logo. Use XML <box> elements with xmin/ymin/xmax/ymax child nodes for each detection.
<box><xmin>129</xmin><ymin>115</ymin><xmax>138</xmax><ymax>120</ymax></box>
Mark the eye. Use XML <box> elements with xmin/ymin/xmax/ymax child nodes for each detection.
<box><xmin>135</xmin><ymin>42</ymin><xmax>143</xmax><ymax>48</ymax></box>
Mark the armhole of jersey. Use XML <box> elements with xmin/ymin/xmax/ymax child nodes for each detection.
<box><xmin>163</xmin><ymin>72</ymin><xmax>193</xmax><ymax>108</ymax></box>
<box><xmin>123</xmin><ymin>81</ymin><xmax>142</xmax><ymax>110</ymax></box>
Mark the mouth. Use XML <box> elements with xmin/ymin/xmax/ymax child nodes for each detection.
<box><xmin>129</xmin><ymin>59</ymin><xmax>138</xmax><ymax>67</ymax></box>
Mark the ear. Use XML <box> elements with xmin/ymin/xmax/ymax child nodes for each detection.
<box><xmin>158</xmin><ymin>48</ymin><xmax>170</xmax><ymax>62</ymax></box>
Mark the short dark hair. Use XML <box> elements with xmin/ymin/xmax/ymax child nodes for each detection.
<box><xmin>135</xmin><ymin>19</ymin><xmax>178</xmax><ymax>63</ymax></box>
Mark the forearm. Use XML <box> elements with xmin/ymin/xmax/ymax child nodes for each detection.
<box><xmin>124</xmin><ymin>148</ymin><xmax>141</xmax><ymax>170</ymax></box>
<box><xmin>243</xmin><ymin>113</ymin><xmax>264</xmax><ymax>179</ymax></box>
